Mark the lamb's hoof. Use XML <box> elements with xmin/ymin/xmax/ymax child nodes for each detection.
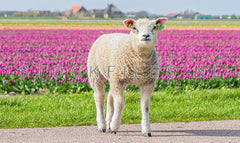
<box><xmin>143</xmin><ymin>133</ymin><xmax>152</xmax><ymax>137</ymax></box>
<box><xmin>111</xmin><ymin>131</ymin><xmax>117</xmax><ymax>134</ymax></box>
<box><xmin>107</xmin><ymin>128</ymin><xmax>111</xmax><ymax>133</ymax></box>
<box><xmin>99</xmin><ymin>129</ymin><xmax>106</xmax><ymax>133</ymax></box>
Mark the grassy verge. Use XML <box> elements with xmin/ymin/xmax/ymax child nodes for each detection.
<box><xmin>0</xmin><ymin>21</ymin><xmax>240</xmax><ymax>27</ymax></box>
<box><xmin>0</xmin><ymin>88</ymin><xmax>239</xmax><ymax>129</ymax></box>
<box><xmin>0</xmin><ymin>21</ymin><xmax>122</xmax><ymax>27</ymax></box>
<box><xmin>0</xmin><ymin>16</ymin><xmax>62</xmax><ymax>20</ymax></box>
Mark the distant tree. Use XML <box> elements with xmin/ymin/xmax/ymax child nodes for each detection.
<box><xmin>212</xmin><ymin>15</ymin><xmax>220</xmax><ymax>19</ymax></box>
<box><xmin>21</xmin><ymin>10</ymin><xmax>39</xmax><ymax>17</ymax></box>
<box><xmin>134</xmin><ymin>11</ymin><xmax>149</xmax><ymax>18</ymax></box>
<box><xmin>69</xmin><ymin>10</ymin><xmax>73</xmax><ymax>17</ymax></box>
<box><xmin>222</xmin><ymin>15</ymin><xmax>229</xmax><ymax>19</ymax></box>
<box><xmin>181</xmin><ymin>9</ymin><xmax>195</xmax><ymax>19</ymax></box>
<box><xmin>12</xmin><ymin>12</ymin><xmax>23</xmax><ymax>17</ymax></box>
<box><xmin>52</xmin><ymin>9</ymin><xmax>62</xmax><ymax>17</ymax></box>
<box><xmin>231</xmin><ymin>14</ymin><xmax>237</xmax><ymax>19</ymax></box>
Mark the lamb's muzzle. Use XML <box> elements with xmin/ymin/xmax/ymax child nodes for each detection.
<box><xmin>87</xmin><ymin>17</ymin><xmax>167</xmax><ymax>137</ymax></box>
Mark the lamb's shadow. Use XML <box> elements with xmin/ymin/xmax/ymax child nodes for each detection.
<box><xmin>118</xmin><ymin>130</ymin><xmax>240</xmax><ymax>137</ymax></box>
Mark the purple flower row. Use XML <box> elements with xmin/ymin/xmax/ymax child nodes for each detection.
<box><xmin>0</xmin><ymin>29</ymin><xmax>239</xmax><ymax>84</ymax></box>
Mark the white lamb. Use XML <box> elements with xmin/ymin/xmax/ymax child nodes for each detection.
<box><xmin>87</xmin><ymin>18</ymin><xmax>167</xmax><ymax>137</ymax></box>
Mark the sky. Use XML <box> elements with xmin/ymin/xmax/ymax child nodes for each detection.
<box><xmin>0</xmin><ymin>0</ymin><xmax>239</xmax><ymax>15</ymax></box>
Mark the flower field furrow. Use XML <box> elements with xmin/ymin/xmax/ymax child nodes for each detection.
<box><xmin>0</xmin><ymin>29</ymin><xmax>239</xmax><ymax>94</ymax></box>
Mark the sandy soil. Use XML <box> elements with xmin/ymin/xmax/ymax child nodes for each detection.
<box><xmin>0</xmin><ymin>120</ymin><xmax>239</xmax><ymax>143</ymax></box>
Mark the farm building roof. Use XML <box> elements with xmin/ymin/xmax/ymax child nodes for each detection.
<box><xmin>165</xmin><ymin>13</ymin><xmax>179</xmax><ymax>17</ymax></box>
<box><xmin>70</xmin><ymin>6</ymin><xmax>84</xmax><ymax>13</ymax></box>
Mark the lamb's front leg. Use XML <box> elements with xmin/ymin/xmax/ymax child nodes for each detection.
<box><xmin>140</xmin><ymin>84</ymin><xmax>154</xmax><ymax>137</ymax></box>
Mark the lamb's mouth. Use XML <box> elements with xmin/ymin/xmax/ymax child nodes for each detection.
<box><xmin>141</xmin><ymin>38</ymin><xmax>151</xmax><ymax>41</ymax></box>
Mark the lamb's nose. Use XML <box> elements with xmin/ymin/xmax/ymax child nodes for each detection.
<box><xmin>143</xmin><ymin>34</ymin><xmax>150</xmax><ymax>38</ymax></box>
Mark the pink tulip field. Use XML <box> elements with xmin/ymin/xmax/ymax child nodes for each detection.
<box><xmin>0</xmin><ymin>29</ymin><xmax>239</xmax><ymax>94</ymax></box>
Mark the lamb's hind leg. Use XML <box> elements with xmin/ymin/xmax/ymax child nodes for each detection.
<box><xmin>91</xmin><ymin>76</ymin><xmax>106</xmax><ymax>132</ymax></box>
<box><xmin>140</xmin><ymin>84</ymin><xmax>155</xmax><ymax>137</ymax></box>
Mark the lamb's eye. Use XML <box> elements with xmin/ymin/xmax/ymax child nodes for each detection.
<box><xmin>133</xmin><ymin>27</ymin><xmax>139</xmax><ymax>32</ymax></box>
<box><xmin>153</xmin><ymin>26</ymin><xmax>156</xmax><ymax>30</ymax></box>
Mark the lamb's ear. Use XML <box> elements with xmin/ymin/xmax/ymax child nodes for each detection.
<box><xmin>155</xmin><ymin>17</ymin><xmax>168</xmax><ymax>30</ymax></box>
<box><xmin>123</xmin><ymin>19</ymin><xmax>135</xmax><ymax>29</ymax></box>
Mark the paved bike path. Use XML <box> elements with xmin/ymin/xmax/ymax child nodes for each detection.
<box><xmin>0</xmin><ymin>120</ymin><xmax>239</xmax><ymax>143</ymax></box>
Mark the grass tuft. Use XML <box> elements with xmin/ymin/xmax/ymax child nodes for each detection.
<box><xmin>0</xmin><ymin>88</ymin><xmax>239</xmax><ymax>129</ymax></box>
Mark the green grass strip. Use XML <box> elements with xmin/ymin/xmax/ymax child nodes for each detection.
<box><xmin>0</xmin><ymin>88</ymin><xmax>239</xmax><ymax>129</ymax></box>
<box><xmin>0</xmin><ymin>21</ymin><xmax>240</xmax><ymax>27</ymax></box>
<box><xmin>0</xmin><ymin>16</ymin><xmax>62</xmax><ymax>20</ymax></box>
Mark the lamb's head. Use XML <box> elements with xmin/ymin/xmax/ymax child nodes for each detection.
<box><xmin>123</xmin><ymin>18</ymin><xmax>167</xmax><ymax>50</ymax></box>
